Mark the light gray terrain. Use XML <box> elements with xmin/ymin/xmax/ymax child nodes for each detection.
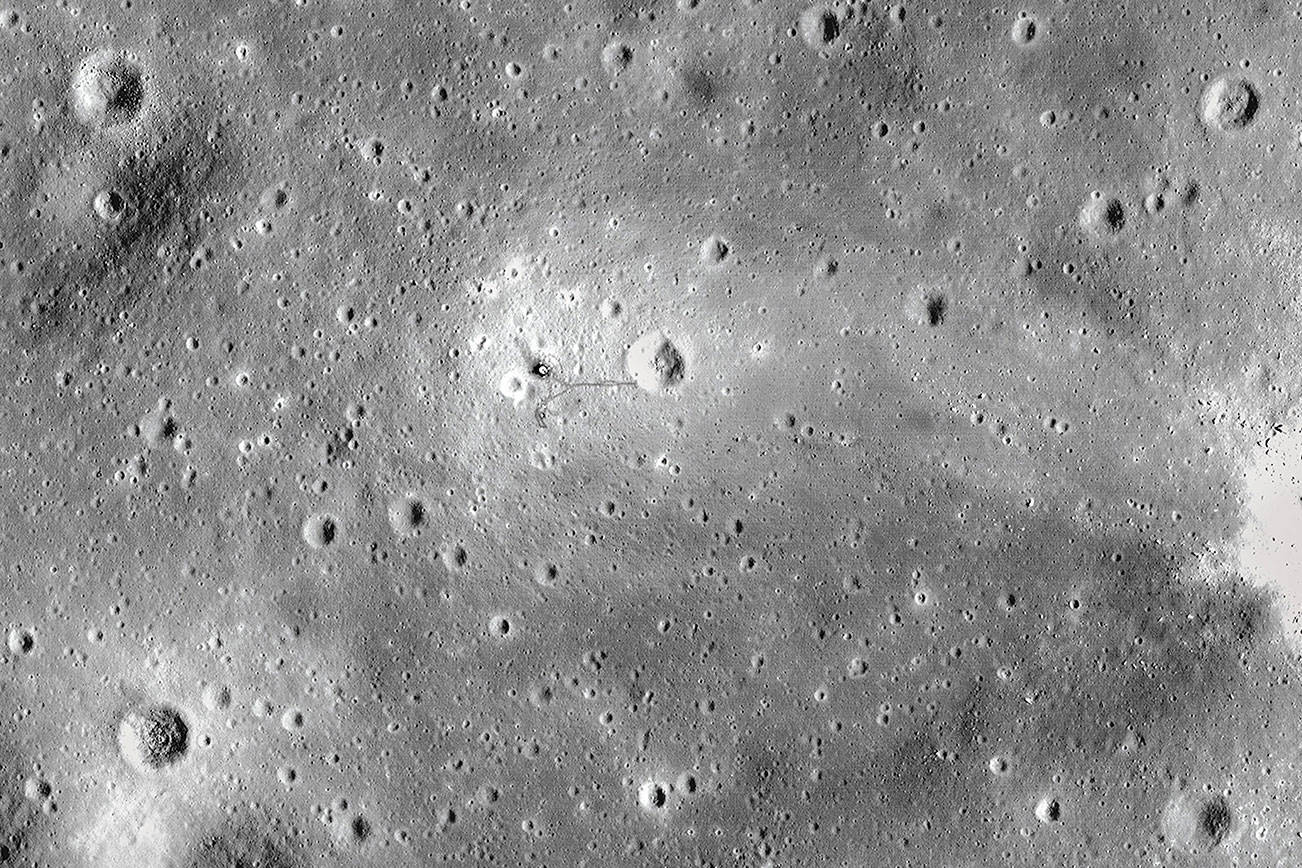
<box><xmin>1</xmin><ymin>0</ymin><xmax>1300</xmax><ymax>865</ymax></box>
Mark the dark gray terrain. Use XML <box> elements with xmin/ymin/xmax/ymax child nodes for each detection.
<box><xmin>1</xmin><ymin>0</ymin><xmax>1300</xmax><ymax>865</ymax></box>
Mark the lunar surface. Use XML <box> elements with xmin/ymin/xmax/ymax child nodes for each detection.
<box><xmin>2</xmin><ymin>0</ymin><xmax>1302</xmax><ymax>866</ymax></box>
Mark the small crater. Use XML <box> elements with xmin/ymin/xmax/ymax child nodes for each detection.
<box><xmin>259</xmin><ymin>185</ymin><xmax>290</xmax><ymax>211</ymax></box>
<box><xmin>358</xmin><ymin>136</ymin><xmax>386</xmax><ymax>164</ymax></box>
<box><xmin>387</xmin><ymin>495</ymin><xmax>426</xmax><ymax>536</ymax></box>
<box><xmin>1078</xmin><ymin>192</ymin><xmax>1126</xmax><ymax>238</ymax></box>
<box><xmin>987</xmin><ymin>755</ymin><xmax>1011</xmax><ymax>776</ymax></box>
<box><xmin>637</xmin><ymin>779</ymin><xmax>670</xmax><ymax>812</ymax></box>
<box><xmin>1034</xmin><ymin>795</ymin><xmax>1062</xmax><ymax>823</ymax></box>
<box><xmin>699</xmin><ymin>233</ymin><xmax>730</xmax><ymax>265</ymax></box>
<box><xmin>489</xmin><ymin>614</ymin><xmax>513</xmax><ymax>639</ymax></box>
<box><xmin>348</xmin><ymin>813</ymin><xmax>372</xmax><ymax>844</ymax></box>
<box><xmin>799</xmin><ymin>5</ymin><xmax>840</xmax><ymax>48</ymax></box>
<box><xmin>1010</xmin><ymin>13</ymin><xmax>1039</xmax><ymax>45</ymax></box>
<box><xmin>534</xmin><ymin>562</ymin><xmax>561</xmax><ymax>588</ymax></box>
<box><xmin>301</xmin><ymin>513</ymin><xmax>339</xmax><ymax>549</ymax></box>
<box><xmin>22</xmin><ymin>776</ymin><xmax>50</xmax><ymax>802</ymax></box>
<box><xmin>137</xmin><ymin>397</ymin><xmax>176</xmax><ymax>447</ymax></box>
<box><xmin>601</xmin><ymin>40</ymin><xmax>634</xmax><ymax>75</ymax></box>
<box><xmin>813</xmin><ymin>254</ymin><xmax>838</xmax><ymax>278</ymax></box>
<box><xmin>499</xmin><ymin>369</ymin><xmax>535</xmax><ymax>404</ymax></box>
<box><xmin>441</xmin><ymin>543</ymin><xmax>468</xmax><ymax>571</ymax></box>
<box><xmin>529</xmin><ymin>683</ymin><xmax>554</xmax><ymax>707</ymax></box>
<box><xmin>92</xmin><ymin>188</ymin><xmax>127</xmax><ymax>224</ymax></box>
<box><xmin>6</xmin><ymin>626</ymin><xmax>34</xmax><ymax>656</ymax></box>
<box><xmin>279</xmin><ymin>708</ymin><xmax>305</xmax><ymax>732</ymax></box>
<box><xmin>201</xmin><ymin>682</ymin><xmax>232</xmax><ymax>711</ymax></box>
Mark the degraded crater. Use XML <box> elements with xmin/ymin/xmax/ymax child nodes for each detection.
<box><xmin>1200</xmin><ymin>74</ymin><xmax>1259</xmax><ymax>131</ymax></box>
<box><xmin>499</xmin><ymin>368</ymin><xmax>537</xmax><ymax>404</ymax></box>
<box><xmin>388</xmin><ymin>494</ymin><xmax>427</xmax><ymax>535</ymax></box>
<box><xmin>347</xmin><ymin>812</ymin><xmax>373</xmax><ymax>844</ymax></box>
<box><xmin>1010</xmin><ymin>13</ymin><xmax>1039</xmax><ymax>45</ymax></box>
<box><xmin>1078</xmin><ymin>192</ymin><xmax>1126</xmax><ymax>238</ymax></box>
<box><xmin>6</xmin><ymin>626</ymin><xmax>35</xmax><ymax>655</ymax></box>
<box><xmin>91</xmin><ymin>188</ymin><xmax>127</xmax><ymax>224</ymax></box>
<box><xmin>637</xmin><ymin>778</ymin><xmax>670</xmax><ymax>812</ymax></box>
<box><xmin>906</xmin><ymin>286</ymin><xmax>951</xmax><ymax>327</ymax></box>
<box><xmin>117</xmin><ymin>701</ymin><xmax>189</xmax><ymax>773</ymax></box>
<box><xmin>601</xmin><ymin>39</ymin><xmax>634</xmax><ymax>75</ymax></box>
<box><xmin>1161</xmin><ymin>788</ymin><xmax>1236</xmax><ymax>854</ymax></box>
<box><xmin>301</xmin><ymin>513</ymin><xmax>339</xmax><ymax>549</ymax></box>
<box><xmin>200</xmin><ymin>682</ymin><xmax>232</xmax><ymax>711</ymax></box>
<box><xmin>799</xmin><ymin>4</ymin><xmax>841</xmax><ymax>49</ymax></box>
<box><xmin>69</xmin><ymin>49</ymin><xmax>146</xmax><ymax>129</ymax></box>
<box><xmin>626</xmin><ymin>331</ymin><xmax>686</xmax><ymax>392</ymax></box>
<box><xmin>699</xmin><ymin>233</ymin><xmax>730</xmax><ymax>265</ymax></box>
